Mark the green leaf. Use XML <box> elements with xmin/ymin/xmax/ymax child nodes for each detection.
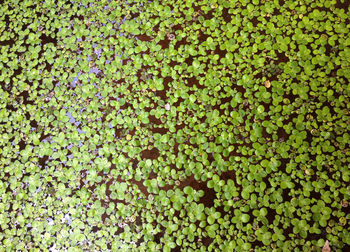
<box><xmin>193</xmin><ymin>60</ymin><xmax>200</xmax><ymax>68</ymax></box>
<box><xmin>241</xmin><ymin>214</ymin><xmax>250</xmax><ymax>223</ymax></box>
<box><xmin>257</xmin><ymin>105</ymin><xmax>265</xmax><ymax>113</ymax></box>
<box><xmin>189</xmin><ymin>94</ymin><xmax>196</xmax><ymax>103</ymax></box>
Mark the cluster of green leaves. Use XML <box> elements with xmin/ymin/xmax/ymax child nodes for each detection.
<box><xmin>0</xmin><ymin>0</ymin><xmax>349</xmax><ymax>251</ymax></box>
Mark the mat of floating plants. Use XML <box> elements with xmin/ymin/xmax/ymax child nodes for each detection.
<box><xmin>0</xmin><ymin>0</ymin><xmax>349</xmax><ymax>251</ymax></box>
